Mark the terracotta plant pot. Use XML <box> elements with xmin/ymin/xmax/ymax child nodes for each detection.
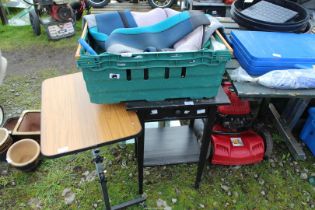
<box><xmin>12</xmin><ymin>110</ymin><xmax>41</xmax><ymax>142</ymax></box>
<box><xmin>6</xmin><ymin>139</ymin><xmax>40</xmax><ymax>171</ymax></box>
<box><xmin>0</xmin><ymin>128</ymin><xmax>13</xmax><ymax>161</ymax></box>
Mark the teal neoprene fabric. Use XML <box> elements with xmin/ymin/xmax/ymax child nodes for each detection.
<box><xmin>112</xmin><ymin>11</ymin><xmax>190</xmax><ymax>35</ymax></box>
<box><xmin>89</xmin><ymin>27</ymin><xmax>108</xmax><ymax>42</ymax></box>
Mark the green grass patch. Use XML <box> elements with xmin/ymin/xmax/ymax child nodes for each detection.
<box><xmin>0</xmin><ymin>21</ymin><xmax>82</xmax><ymax>51</ymax></box>
<box><xmin>0</xmin><ymin>22</ymin><xmax>315</xmax><ymax>210</ymax></box>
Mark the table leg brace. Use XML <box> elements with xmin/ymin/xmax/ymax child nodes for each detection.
<box><xmin>92</xmin><ymin>149</ymin><xmax>146</xmax><ymax>210</ymax></box>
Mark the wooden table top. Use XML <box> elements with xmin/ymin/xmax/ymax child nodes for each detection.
<box><xmin>41</xmin><ymin>72</ymin><xmax>142</xmax><ymax>158</ymax></box>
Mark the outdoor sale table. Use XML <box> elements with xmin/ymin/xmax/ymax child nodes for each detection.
<box><xmin>220</xmin><ymin>17</ymin><xmax>315</xmax><ymax>160</ymax></box>
<box><xmin>40</xmin><ymin>72</ymin><xmax>229</xmax><ymax>209</ymax></box>
<box><xmin>41</xmin><ymin>72</ymin><xmax>145</xmax><ymax>210</ymax></box>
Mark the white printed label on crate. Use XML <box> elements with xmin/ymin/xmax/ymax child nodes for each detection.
<box><xmin>197</xmin><ymin>109</ymin><xmax>206</xmax><ymax>114</ymax></box>
<box><xmin>57</xmin><ymin>147</ymin><xmax>69</xmax><ymax>153</ymax></box>
<box><xmin>150</xmin><ymin>109</ymin><xmax>158</xmax><ymax>115</ymax></box>
<box><xmin>230</xmin><ymin>137</ymin><xmax>244</xmax><ymax>147</ymax></box>
<box><xmin>121</xmin><ymin>53</ymin><xmax>132</xmax><ymax>57</ymax></box>
<box><xmin>244</xmin><ymin>0</ymin><xmax>254</xmax><ymax>3</ymax></box>
<box><xmin>272</xmin><ymin>53</ymin><xmax>282</xmax><ymax>58</ymax></box>
<box><xmin>109</xmin><ymin>73</ymin><xmax>120</xmax><ymax>79</ymax></box>
<box><xmin>184</xmin><ymin>101</ymin><xmax>194</xmax><ymax>105</ymax></box>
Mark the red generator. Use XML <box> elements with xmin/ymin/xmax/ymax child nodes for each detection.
<box><xmin>210</xmin><ymin>82</ymin><xmax>272</xmax><ymax>165</ymax></box>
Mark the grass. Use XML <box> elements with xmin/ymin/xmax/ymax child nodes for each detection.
<box><xmin>0</xmin><ymin>22</ymin><xmax>315</xmax><ymax>210</ymax></box>
<box><xmin>0</xmin><ymin>21</ymin><xmax>82</xmax><ymax>51</ymax></box>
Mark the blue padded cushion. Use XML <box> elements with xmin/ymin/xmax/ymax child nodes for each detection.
<box><xmin>105</xmin><ymin>11</ymin><xmax>210</xmax><ymax>52</ymax></box>
<box><xmin>89</xmin><ymin>10</ymin><xmax>137</xmax><ymax>43</ymax></box>
<box><xmin>95</xmin><ymin>12</ymin><xmax>124</xmax><ymax>35</ymax></box>
<box><xmin>119</xmin><ymin>9</ymin><xmax>138</xmax><ymax>28</ymax></box>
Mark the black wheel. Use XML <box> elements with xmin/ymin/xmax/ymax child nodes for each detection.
<box><xmin>148</xmin><ymin>0</ymin><xmax>176</xmax><ymax>8</ymax></box>
<box><xmin>254</xmin><ymin>123</ymin><xmax>273</xmax><ymax>159</ymax></box>
<box><xmin>70</xmin><ymin>1</ymin><xmax>83</xmax><ymax>21</ymax></box>
<box><xmin>29</xmin><ymin>9</ymin><xmax>41</xmax><ymax>36</ymax></box>
<box><xmin>87</xmin><ymin>0</ymin><xmax>110</xmax><ymax>8</ymax></box>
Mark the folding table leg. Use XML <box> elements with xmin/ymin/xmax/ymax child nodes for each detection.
<box><xmin>92</xmin><ymin>149</ymin><xmax>146</xmax><ymax>210</ymax></box>
<box><xmin>189</xmin><ymin>119</ymin><xmax>195</xmax><ymax>129</ymax></box>
<box><xmin>134</xmin><ymin>137</ymin><xmax>138</xmax><ymax>158</ymax></box>
<box><xmin>195</xmin><ymin>107</ymin><xmax>217</xmax><ymax>188</ymax></box>
<box><xmin>137</xmin><ymin>119</ymin><xmax>145</xmax><ymax>195</ymax></box>
<box><xmin>92</xmin><ymin>149</ymin><xmax>111</xmax><ymax>210</ymax></box>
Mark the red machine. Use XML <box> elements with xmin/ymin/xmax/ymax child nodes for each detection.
<box><xmin>224</xmin><ymin>0</ymin><xmax>235</xmax><ymax>5</ymax></box>
<box><xmin>210</xmin><ymin>82</ymin><xmax>272</xmax><ymax>165</ymax></box>
<box><xmin>50</xmin><ymin>2</ymin><xmax>74</xmax><ymax>22</ymax></box>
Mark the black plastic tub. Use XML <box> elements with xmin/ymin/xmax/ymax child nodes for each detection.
<box><xmin>231</xmin><ymin>0</ymin><xmax>310</xmax><ymax>32</ymax></box>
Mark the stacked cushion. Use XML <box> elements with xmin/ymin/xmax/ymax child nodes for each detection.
<box><xmin>84</xmin><ymin>9</ymin><xmax>212</xmax><ymax>53</ymax></box>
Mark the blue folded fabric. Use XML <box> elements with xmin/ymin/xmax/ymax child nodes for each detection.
<box><xmin>84</xmin><ymin>10</ymin><xmax>137</xmax><ymax>51</ymax></box>
<box><xmin>105</xmin><ymin>11</ymin><xmax>210</xmax><ymax>53</ymax></box>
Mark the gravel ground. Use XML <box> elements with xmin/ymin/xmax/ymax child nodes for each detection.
<box><xmin>3</xmin><ymin>46</ymin><xmax>76</xmax><ymax>76</ymax></box>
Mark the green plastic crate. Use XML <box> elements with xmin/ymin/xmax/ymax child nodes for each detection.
<box><xmin>76</xmin><ymin>27</ymin><xmax>231</xmax><ymax>104</ymax></box>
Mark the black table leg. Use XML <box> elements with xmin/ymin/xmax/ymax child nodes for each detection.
<box><xmin>92</xmin><ymin>149</ymin><xmax>146</xmax><ymax>210</ymax></box>
<box><xmin>195</xmin><ymin>107</ymin><xmax>217</xmax><ymax>188</ymax></box>
<box><xmin>189</xmin><ymin>119</ymin><xmax>195</xmax><ymax>129</ymax></box>
<box><xmin>134</xmin><ymin>137</ymin><xmax>138</xmax><ymax>158</ymax></box>
<box><xmin>137</xmin><ymin>118</ymin><xmax>145</xmax><ymax>195</ymax></box>
<box><xmin>92</xmin><ymin>149</ymin><xmax>111</xmax><ymax>210</ymax></box>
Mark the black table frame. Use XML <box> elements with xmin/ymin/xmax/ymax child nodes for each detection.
<box><xmin>92</xmin><ymin>149</ymin><xmax>146</xmax><ymax>210</ymax></box>
<box><xmin>126</xmin><ymin>87</ymin><xmax>230</xmax><ymax>194</ymax></box>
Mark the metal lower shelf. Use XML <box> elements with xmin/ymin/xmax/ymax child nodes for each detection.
<box><xmin>144</xmin><ymin>126</ymin><xmax>200</xmax><ymax>166</ymax></box>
